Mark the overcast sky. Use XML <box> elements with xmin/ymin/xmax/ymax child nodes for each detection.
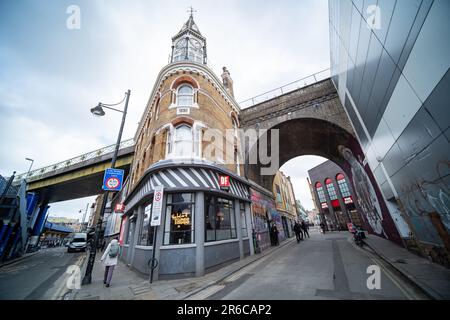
<box><xmin>0</xmin><ymin>0</ymin><xmax>330</xmax><ymax>220</ymax></box>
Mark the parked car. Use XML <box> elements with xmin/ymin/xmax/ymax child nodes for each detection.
<box><xmin>67</xmin><ymin>232</ymin><xmax>87</xmax><ymax>253</ymax></box>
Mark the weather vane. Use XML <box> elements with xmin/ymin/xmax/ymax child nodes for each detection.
<box><xmin>187</xmin><ymin>6</ymin><xmax>197</xmax><ymax>17</ymax></box>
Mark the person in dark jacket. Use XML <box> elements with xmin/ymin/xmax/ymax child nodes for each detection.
<box><xmin>301</xmin><ymin>221</ymin><xmax>310</xmax><ymax>238</ymax></box>
<box><xmin>293</xmin><ymin>222</ymin><xmax>303</xmax><ymax>243</ymax></box>
<box><xmin>271</xmin><ymin>224</ymin><xmax>279</xmax><ymax>246</ymax></box>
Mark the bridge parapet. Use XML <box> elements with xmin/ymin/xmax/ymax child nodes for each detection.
<box><xmin>13</xmin><ymin>138</ymin><xmax>135</xmax><ymax>184</ymax></box>
<box><xmin>239</xmin><ymin>68</ymin><xmax>330</xmax><ymax>110</ymax></box>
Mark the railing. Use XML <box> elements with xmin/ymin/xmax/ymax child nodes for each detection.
<box><xmin>14</xmin><ymin>138</ymin><xmax>135</xmax><ymax>183</ymax></box>
<box><xmin>239</xmin><ymin>68</ymin><xmax>331</xmax><ymax>109</ymax></box>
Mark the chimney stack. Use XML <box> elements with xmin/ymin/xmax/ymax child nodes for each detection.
<box><xmin>221</xmin><ymin>66</ymin><xmax>234</xmax><ymax>98</ymax></box>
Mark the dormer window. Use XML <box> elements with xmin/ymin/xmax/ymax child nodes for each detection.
<box><xmin>177</xmin><ymin>85</ymin><xmax>194</xmax><ymax>107</ymax></box>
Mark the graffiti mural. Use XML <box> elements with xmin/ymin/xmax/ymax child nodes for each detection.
<box><xmin>339</xmin><ymin>146</ymin><xmax>385</xmax><ymax>236</ymax></box>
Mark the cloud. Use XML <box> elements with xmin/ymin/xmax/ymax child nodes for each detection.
<box><xmin>0</xmin><ymin>0</ymin><xmax>330</xmax><ymax>218</ymax></box>
<box><xmin>280</xmin><ymin>156</ymin><xmax>328</xmax><ymax>210</ymax></box>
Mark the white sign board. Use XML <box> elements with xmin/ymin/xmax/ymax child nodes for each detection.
<box><xmin>151</xmin><ymin>185</ymin><xmax>164</xmax><ymax>226</ymax></box>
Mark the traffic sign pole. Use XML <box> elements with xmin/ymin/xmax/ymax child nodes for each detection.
<box><xmin>150</xmin><ymin>226</ymin><xmax>158</xmax><ymax>284</ymax></box>
<box><xmin>82</xmin><ymin>89</ymin><xmax>131</xmax><ymax>285</ymax></box>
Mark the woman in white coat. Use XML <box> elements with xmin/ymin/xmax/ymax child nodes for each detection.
<box><xmin>101</xmin><ymin>238</ymin><xmax>121</xmax><ymax>287</ymax></box>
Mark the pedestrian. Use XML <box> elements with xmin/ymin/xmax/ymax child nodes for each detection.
<box><xmin>271</xmin><ymin>224</ymin><xmax>279</xmax><ymax>246</ymax></box>
<box><xmin>101</xmin><ymin>238</ymin><xmax>121</xmax><ymax>287</ymax></box>
<box><xmin>301</xmin><ymin>220</ymin><xmax>310</xmax><ymax>238</ymax></box>
<box><xmin>293</xmin><ymin>222</ymin><xmax>302</xmax><ymax>243</ymax></box>
<box><xmin>320</xmin><ymin>222</ymin><xmax>326</xmax><ymax>234</ymax></box>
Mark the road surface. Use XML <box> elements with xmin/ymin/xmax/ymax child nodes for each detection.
<box><xmin>205</xmin><ymin>228</ymin><xmax>428</xmax><ymax>300</ymax></box>
<box><xmin>0</xmin><ymin>246</ymin><xmax>84</xmax><ymax>300</ymax></box>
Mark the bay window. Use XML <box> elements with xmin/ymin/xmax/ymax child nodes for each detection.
<box><xmin>138</xmin><ymin>203</ymin><xmax>155</xmax><ymax>246</ymax></box>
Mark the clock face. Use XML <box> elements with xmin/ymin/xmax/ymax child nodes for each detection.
<box><xmin>175</xmin><ymin>38</ymin><xmax>186</xmax><ymax>49</ymax></box>
<box><xmin>190</xmin><ymin>39</ymin><xmax>202</xmax><ymax>50</ymax></box>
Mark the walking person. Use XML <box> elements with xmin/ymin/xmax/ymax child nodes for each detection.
<box><xmin>271</xmin><ymin>224</ymin><xmax>279</xmax><ymax>246</ymax></box>
<box><xmin>301</xmin><ymin>220</ymin><xmax>310</xmax><ymax>238</ymax></box>
<box><xmin>320</xmin><ymin>222</ymin><xmax>326</xmax><ymax>234</ymax></box>
<box><xmin>101</xmin><ymin>238</ymin><xmax>121</xmax><ymax>287</ymax></box>
<box><xmin>293</xmin><ymin>222</ymin><xmax>302</xmax><ymax>243</ymax></box>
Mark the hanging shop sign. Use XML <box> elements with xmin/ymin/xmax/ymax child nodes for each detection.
<box><xmin>115</xmin><ymin>203</ymin><xmax>125</xmax><ymax>213</ymax></box>
<box><xmin>218</xmin><ymin>175</ymin><xmax>230</xmax><ymax>190</ymax></box>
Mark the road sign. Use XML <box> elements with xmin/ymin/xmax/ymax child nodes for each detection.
<box><xmin>151</xmin><ymin>185</ymin><xmax>164</xmax><ymax>226</ymax></box>
<box><xmin>102</xmin><ymin>168</ymin><xmax>124</xmax><ymax>191</ymax></box>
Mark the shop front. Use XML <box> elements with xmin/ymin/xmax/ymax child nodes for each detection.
<box><xmin>121</xmin><ymin>160</ymin><xmax>254</xmax><ymax>279</ymax></box>
<box><xmin>249</xmin><ymin>188</ymin><xmax>277</xmax><ymax>252</ymax></box>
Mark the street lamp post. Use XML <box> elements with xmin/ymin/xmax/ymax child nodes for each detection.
<box><xmin>82</xmin><ymin>89</ymin><xmax>131</xmax><ymax>285</ymax></box>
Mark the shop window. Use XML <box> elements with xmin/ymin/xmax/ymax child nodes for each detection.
<box><xmin>205</xmin><ymin>196</ymin><xmax>237</xmax><ymax>242</ymax></box>
<box><xmin>125</xmin><ymin>216</ymin><xmax>134</xmax><ymax>244</ymax></box>
<box><xmin>240</xmin><ymin>202</ymin><xmax>247</xmax><ymax>238</ymax></box>
<box><xmin>138</xmin><ymin>203</ymin><xmax>155</xmax><ymax>246</ymax></box>
<box><xmin>163</xmin><ymin>193</ymin><xmax>195</xmax><ymax>245</ymax></box>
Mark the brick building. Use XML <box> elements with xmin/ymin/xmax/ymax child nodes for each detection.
<box><xmin>308</xmin><ymin>160</ymin><xmax>363</xmax><ymax>231</ymax></box>
<box><xmin>120</xmin><ymin>14</ymin><xmax>257</xmax><ymax>278</ymax></box>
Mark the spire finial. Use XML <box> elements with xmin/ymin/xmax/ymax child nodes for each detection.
<box><xmin>187</xmin><ymin>6</ymin><xmax>196</xmax><ymax>17</ymax></box>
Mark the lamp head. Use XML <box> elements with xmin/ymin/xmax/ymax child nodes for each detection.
<box><xmin>90</xmin><ymin>104</ymin><xmax>105</xmax><ymax>116</ymax></box>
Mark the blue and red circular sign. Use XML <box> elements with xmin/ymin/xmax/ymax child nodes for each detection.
<box><xmin>102</xmin><ymin>168</ymin><xmax>124</xmax><ymax>191</ymax></box>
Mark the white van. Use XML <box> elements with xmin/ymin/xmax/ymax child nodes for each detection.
<box><xmin>67</xmin><ymin>232</ymin><xmax>87</xmax><ymax>253</ymax></box>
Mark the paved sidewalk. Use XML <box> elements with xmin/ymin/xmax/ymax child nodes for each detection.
<box><xmin>363</xmin><ymin>234</ymin><xmax>450</xmax><ymax>299</ymax></box>
<box><xmin>72</xmin><ymin>237</ymin><xmax>296</xmax><ymax>300</ymax></box>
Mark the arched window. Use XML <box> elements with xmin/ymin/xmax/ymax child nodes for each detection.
<box><xmin>174</xmin><ymin>125</ymin><xmax>193</xmax><ymax>157</ymax></box>
<box><xmin>336</xmin><ymin>173</ymin><xmax>351</xmax><ymax>197</ymax></box>
<box><xmin>325</xmin><ymin>178</ymin><xmax>338</xmax><ymax>200</ymax></box>
<box><xmin>177</xmin><ymin>85</ymin><xmax>193</xmax><ymax>107</ymax></box>
<box><xmin>315</xmin><ymin>182</ymin><xmax>326</xmax><ymax>203</ymax></box>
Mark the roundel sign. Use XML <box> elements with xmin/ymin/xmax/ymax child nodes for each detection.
<box><xmin>102</xmin><ymin>168</ymin><xmax>124</xmax><ymax>191</ymax></box>
<box><xmin>106</xmin><ymin>177</ymin><xmax>120</xmax><ymax>189</ymax></box>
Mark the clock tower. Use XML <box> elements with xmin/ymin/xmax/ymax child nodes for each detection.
<box><xmin>170</xmin><ymin>12</ymin><xmax>207</xmax><ymax>64</ymax></box>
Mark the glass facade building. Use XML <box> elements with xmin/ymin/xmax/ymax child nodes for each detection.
<box><xmin>329</xmin><ymin>0</ymin><xmax>450</xmax><ymax>262</ymax></box>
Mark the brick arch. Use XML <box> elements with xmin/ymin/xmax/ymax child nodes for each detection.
<box><xmin>244</xmin><ymin>115</ymin><xmax>402</xmax><ymax>244</ymax></box>
<box><xmin>171</xmin><ymin>116</ymin><xmax>194</xmax><ymax>127</ymax></box>
<box><xmin>171</xmin><ymin>75</ymin><xmax>199</xmax><ymax>90</ymax></box>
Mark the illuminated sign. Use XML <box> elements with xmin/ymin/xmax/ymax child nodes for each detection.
<box><xmin>331</xmin><ymin>199</ymin><xmax>340</xmax><ymax>208</ymax></box>
<box><xmin>344</xmin><ymin>196</ymin><xmax>353</xmax><ymax>204</ymax></box>
<box><xmin>219</xmin><ymin>175</ymin><xmax>230</xmax><ymax>189</ymax></box>
<box><xmin>115</xmin><ymin>203</ymin><xmax>125</xmax><ymax>213</ymax></box>
<box><xmin>321</xmin><ymin>202</ymin><xmax>328</xmax><ymax>208</ymax></box>
<box><xmin>171</xmin><ymin>212</ymin><xmax>190</xmax><ymax>226</ymax></box>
